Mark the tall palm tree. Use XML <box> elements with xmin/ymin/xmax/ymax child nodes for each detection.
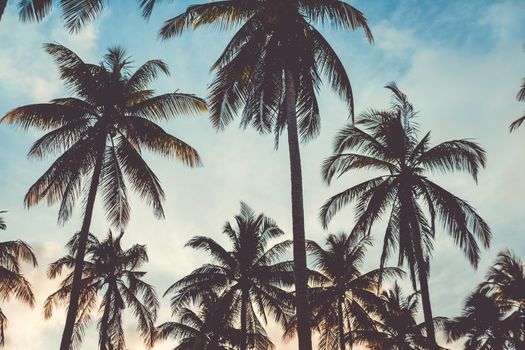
<box><xmin>165</xmin><ymin>202</ymin><xmax>293</xmax><ymax>350</ymax></box>
<box><xmin>285</xmin><ymin>232</ymin><xmax>402</xmax><ymax>350</ymax></box>
<box><xmin>45</xmin><ymin>230</ymin><xmax>159</xmax><ymax>350</ymax></box>
<box><xmin>0</xmin><ymin>0</ymin><xmax>159</xmax><ymax>32</ymax></box>
<box><xmin>354</xmin><ymin>282</ymin><xmax>444</xmax><ymax>350</ymax></box>
<box><xmin>320</xmin><ymin>83</ymin><xmax>491</xmax><ymax>349</ymax></box>
<box><xmin>1</xmin><ymin>44</ymin><xmax>206</xmax><ymax>350</ymax></box>
<box><xmin>0</xmin><ymin>212</ymin><xmax>38</xmax><ymax>346</ymax></box>
<box><xmin>509</xmin><ymin>76</ymin><xmax>525</xmax><ymax>132</ymax></box>
<box><xmin>157</xmin><ymin>3</ymin><xmax>373</xmax><ymax>347</ymax></box>
<box><xmin>157</xmin><ymin>290</ymin><xmax>272</xmax><ymax>350</ymax></box>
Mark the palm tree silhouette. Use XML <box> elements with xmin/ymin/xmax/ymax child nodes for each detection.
<box><xmin>445</xmin><ymin>249</ymin><xmax>525</xmax><ymax>349</ymax></box>
<box><xmin>157</xmin><ymin>290</ymin><xmax>273</xmax><ymax>350</ymax></box>
<box><xmin>158</xmin><ymin>3</ymin><xmax>372</xmax><ymax>347</ymax></box>
<box><xmin>285</xmin><ymin>232</ymin><xmax>402</xmax><ymax>350</ymax></box>
<box><xmin>320</xmin><ymin>83</ymin><xmax>491</xmax><ymax>349</ymax></box>
<box><xmin>0</xmin><ymin>212</ymin><xmax>38</xmax><ymax>346</ymax></box>
<box><xmin>1</xmin><ymin>44</ymin><xmax>205</xmax><ymax>350</ymax></box>
<box><xmin>444</xmin><ymin>291</ymin><xmax>518</xmax><ymax>349</ymax></box>
<box><xmin>164</xmin><ymin>202</ymin><xmax>293</xmax><ymax>350</ymax></box>
<box><xmin>509</xmin><ymin>76</ymin><xmax>525</xmax><ymax>132</ymax></box>
<box><xmin>45</xmin><ymin>230</ymin><xmax>158</xmax><ymax>350</ymax></box>
<box><xmin>0</xmin><ymin>0</ymin><xmax>160</xmax><ymax>32</ymax></box>
<box><xmin>354</xmin><ymin>282</ymin><xmax>445</xmax><ymax>350</ymax></box>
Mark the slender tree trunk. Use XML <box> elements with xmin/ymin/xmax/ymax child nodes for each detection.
<box><xmin>240</xmin><ymin>288</ymin><xmax>249</xmax><ymax>350</ymax></box>
<box><xmin>337</xmin><ymin>297</ymin><xmax>346</xmax><ymax>350</ymax></box>
<box><xmin>60</xmin><ymin>140</ymin><xmax>105</xmax><ymax>350</ymax></box>
<box><xmin>284</xmin><ymin>66</ymin><xmax>312</xmax><ymax>350</ymax></box>
<box><xmin>99</xmin><ymin>294</ymin><xmax>112</xmax><ymax>350</ymax></box>
<box><xmin>412</xmin><ymin>224</ymin><xmax>438</xmax><ymax>350</ymax></box>
<box><xmin>345</xmin><ymin>304</ymin><xmax>353</xmax><ymax>350</ymax></box>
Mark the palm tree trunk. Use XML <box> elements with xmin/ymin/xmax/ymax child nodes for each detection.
<box><xmin>240</xmin><ymin>288</ymin><xmax>248</xmax><ymax>350</ymax></box>
<box><xmin>413</xmin><ymin>228</ymin><xmax>438</xmax><ymax>350</ymax></box>
<box><xmin>284</xmin><ymin>66</ymin><xmax>312</xmax><ymax>350</ymax></box>
<box><xmin>337</xmin><ymin>298</ymin><xmax>346</xmax><ymax>350</ymax></box>
<box><xmin>99</xmin><ymin>296</ymin><xmax>111</xmax><ymax>350</ymax></box>
<box><xmin>60</xmin><ymin>140</ymin><xmax>105</xmax><ymax>350</ymax></box>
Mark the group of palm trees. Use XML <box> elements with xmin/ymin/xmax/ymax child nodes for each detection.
<box><xmin>0</xmin><ymin>0</ymin><xmax>523</xmax><ymax>349</ymax></box>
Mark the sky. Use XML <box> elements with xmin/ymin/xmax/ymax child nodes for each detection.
<box><xmin>0</xmin><ymin>0</ymin><xmax>524</xmax><ymax>349</ymax></box>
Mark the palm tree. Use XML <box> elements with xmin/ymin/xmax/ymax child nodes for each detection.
<box><xmin>157</xmin><ymin>3</ymin><xmax>373</xmax><ymax>347</ymax></box>
<box><xmin>444</xmin><ymin>291</ymin><xmax>519</xmax><ymax>350</ymax></box>
<box><xmin>509</xmin><ymin>76</ymin><xmax>525</xmax><ymax>131</ymax></box>
<box><xmin>44</xmin><ymin>230</ymin><xmax>159</xmax><ymax>350</ymax></box>
<box><xmin>449</xmin><ymin>249</ymin><xmax>525</xmax><ymax>348</ymax></box>
<box><xmin>1</xmin><ymin>44</ymin><xmax>206</xmax><ymax>350</ymax></box>
<box><xmin>285</xmin><ymin>232</ymin><xmax>402</xmax><ymax>350</ymax></box>
<box><xmin>0</xmin><ymin>212</ymin><xmax>38</xmax><ymax>346</ymax></box>
<box><xmin>354</xmin><ymin>282</ymin><xmax>444</xmax><ymax>350</ymax></box>
<box><xmin>157</xmin><ymin>290</ymin><xmax>272</xmax><ymax>350</ymax></box>
<box><xmin>320</xmin><ymin>83</ymin><xmax>491</xmax><ymax>349</ymax></box>
<box><xmin>0</xmin><ymin>0</ymin><xmax>160</xmax><ymax>32</ymax></box>
<box><xmin>164</xmin><ymin>202</ymin><xmax>293</xmax><ymax>350</ymax></box>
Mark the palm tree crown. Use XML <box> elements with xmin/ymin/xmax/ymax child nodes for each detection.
<box><xmin>0</xmin><ymin>211</ymin><xmax>38</xmax><ymax>347</ymax></box>
<box><xmin>164</xmin><ymin>202</ymin><xmax>293</xmax><ymax>350</ymax></box>
<box><xmin>320</xmin><ymin>83</ymin><xmax>491</xmax><ymax>348</ymax></box>
<box><xmin>157</xmin><ymin>290</ymin><xmax>271</xmax><ymax>350</ymax></box>
<box><xmin>354</xmin><ymin>282</ymin><xmax>440</xmax><ymax>350</ymax></box>
<box><xmin>0</xmin><ymin>0</ymin><xmax>160</xmax><ymax>32</ymax></box>
<box><xmin>445</xmin><ymin>250</ymin><xmax>525</xmax><ymax>349</ymax></box>
<box><xmin>509</xmin><ymin>77</ymin><xmax>525</xmax><ymax>132</ymax></box>
<box><xmin>288</xmin><ymin>232</ymin><xmax>402</xmax><ymax>350</ymax></box>
<box><xmin>2</xmin><ymin>43</ymin><xmax>205</xmax><ymax>228</ymax></box>
<box><xmin>45</xmin><ymin>230</ymin><xmax>159</xmax><ymax>350</ymax></box>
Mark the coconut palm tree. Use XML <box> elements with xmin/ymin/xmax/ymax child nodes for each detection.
<box><xmin>509</xmin><ymin>76</ymin><xmax>525</xmax><ymax>132</ymax></box>
<box><xmin>157</xmin><ymin>3</ymin><xmax>373</xmax><ymax>347</ymax></box>
<box><xmin>443</xmin><ymin>291</ymin><xmax>520</xmax><ymax>350</ymax></box>
<box><xmin>354</xmin><ymin>282</ymin><xmax>444</xmax><ymax>350</ymax></box>
<box><xmin>0</xmin><ymin>212</ymin><xmax>38</xmax><ymax>346</ymax></box>
<box><xmin>1</xmin><ymin>44</ymin><xmax>205</xmax><ymax>350</ymax></box>
<box><xmin>0</xmin><ymin>0</ymin><xmax>159</xmax><ymax>32</ymax></box>
<box><xmin>165</xmin><ymin>202</ymin><xmax>293</xmax><ymax>350</ymax></box>
<box><xmin>284</xmin><ymin>232</ymin><xmax>402</xmax><ymax>350</ymax></box>
<box><xmin>157</xmin><ymin>290</ymin><xmax>272</xmax><ymax>350</ymax></box>
<box><xmin>320</xmin><ymin>83</ymin><xmax>491</xmax><ymax>349</ymax></box>
<box><xmin>44</xmin><ymin>230</ymin><xmax>159</xmax><ymax>350</ymax></box>
<box><xmin>445</xmin><ymin>249</ymin><xmax>525</xmax><ymax>349</ymax></box>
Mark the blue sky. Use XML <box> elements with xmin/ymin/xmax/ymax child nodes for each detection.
<box><xmin>0</xmin><ymin>0</ymin><xmax>524</xmax><ymax>349</ymax></box>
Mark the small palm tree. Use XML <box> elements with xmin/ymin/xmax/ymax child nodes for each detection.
<box><xmin>157</xmin><ymin>3</ymin><xmax>373</xmax><ymax>347</ymax></box>
<box><xmin>2</xmin><ymin>44</ymin><xmax>205</xmax><ymax>350</ymax></box>
<box><xmin>45</xmin><ymin>230</ymin><xmax>159</xmax><ymax>350</ymax></box>
<box><xmin>285</xmin><ymin>232</ymin><xmax>402</xmax><ymax>350</ymax></box>
<box><xmin>444</xmin><ymin>291</ymin><xmax>518</xmax><ymax>350</ymax></box>
<box><xmin>354</xmin><ymin>282</ymin><xmax>444</xmax><ymax>350</ymax></box>
<box><xmin>0</xmin><ymin>0</ymin><xmax>160</xmax><ymax>32</ymax></box>
<box><xmin>320</xmin><ymin>83</ymin><xmax>491</xmax><ymax>349</ymax></box>
<box><xmin>0</xmin><ymin>212</ymin><xmax>38</xmax><ymax>346</ymax></box>
<box><xmin>509</xmin><ymin>77</ymin><xmax>525</xmax><ymax>132</ymax></box>
<box><xmin>165</xmin><ymin>202</ymin><xmax>293</xmax><ymax>350</ymax></box>
<box><xmin>157</xmin><ymin>290</ymin><xmax>272</xmax><ymax>350</ymax></box>
<box><xmin>445</xmin><ymin>250</ymin><xmax>525</xmax><ymax>349</ymax></box>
